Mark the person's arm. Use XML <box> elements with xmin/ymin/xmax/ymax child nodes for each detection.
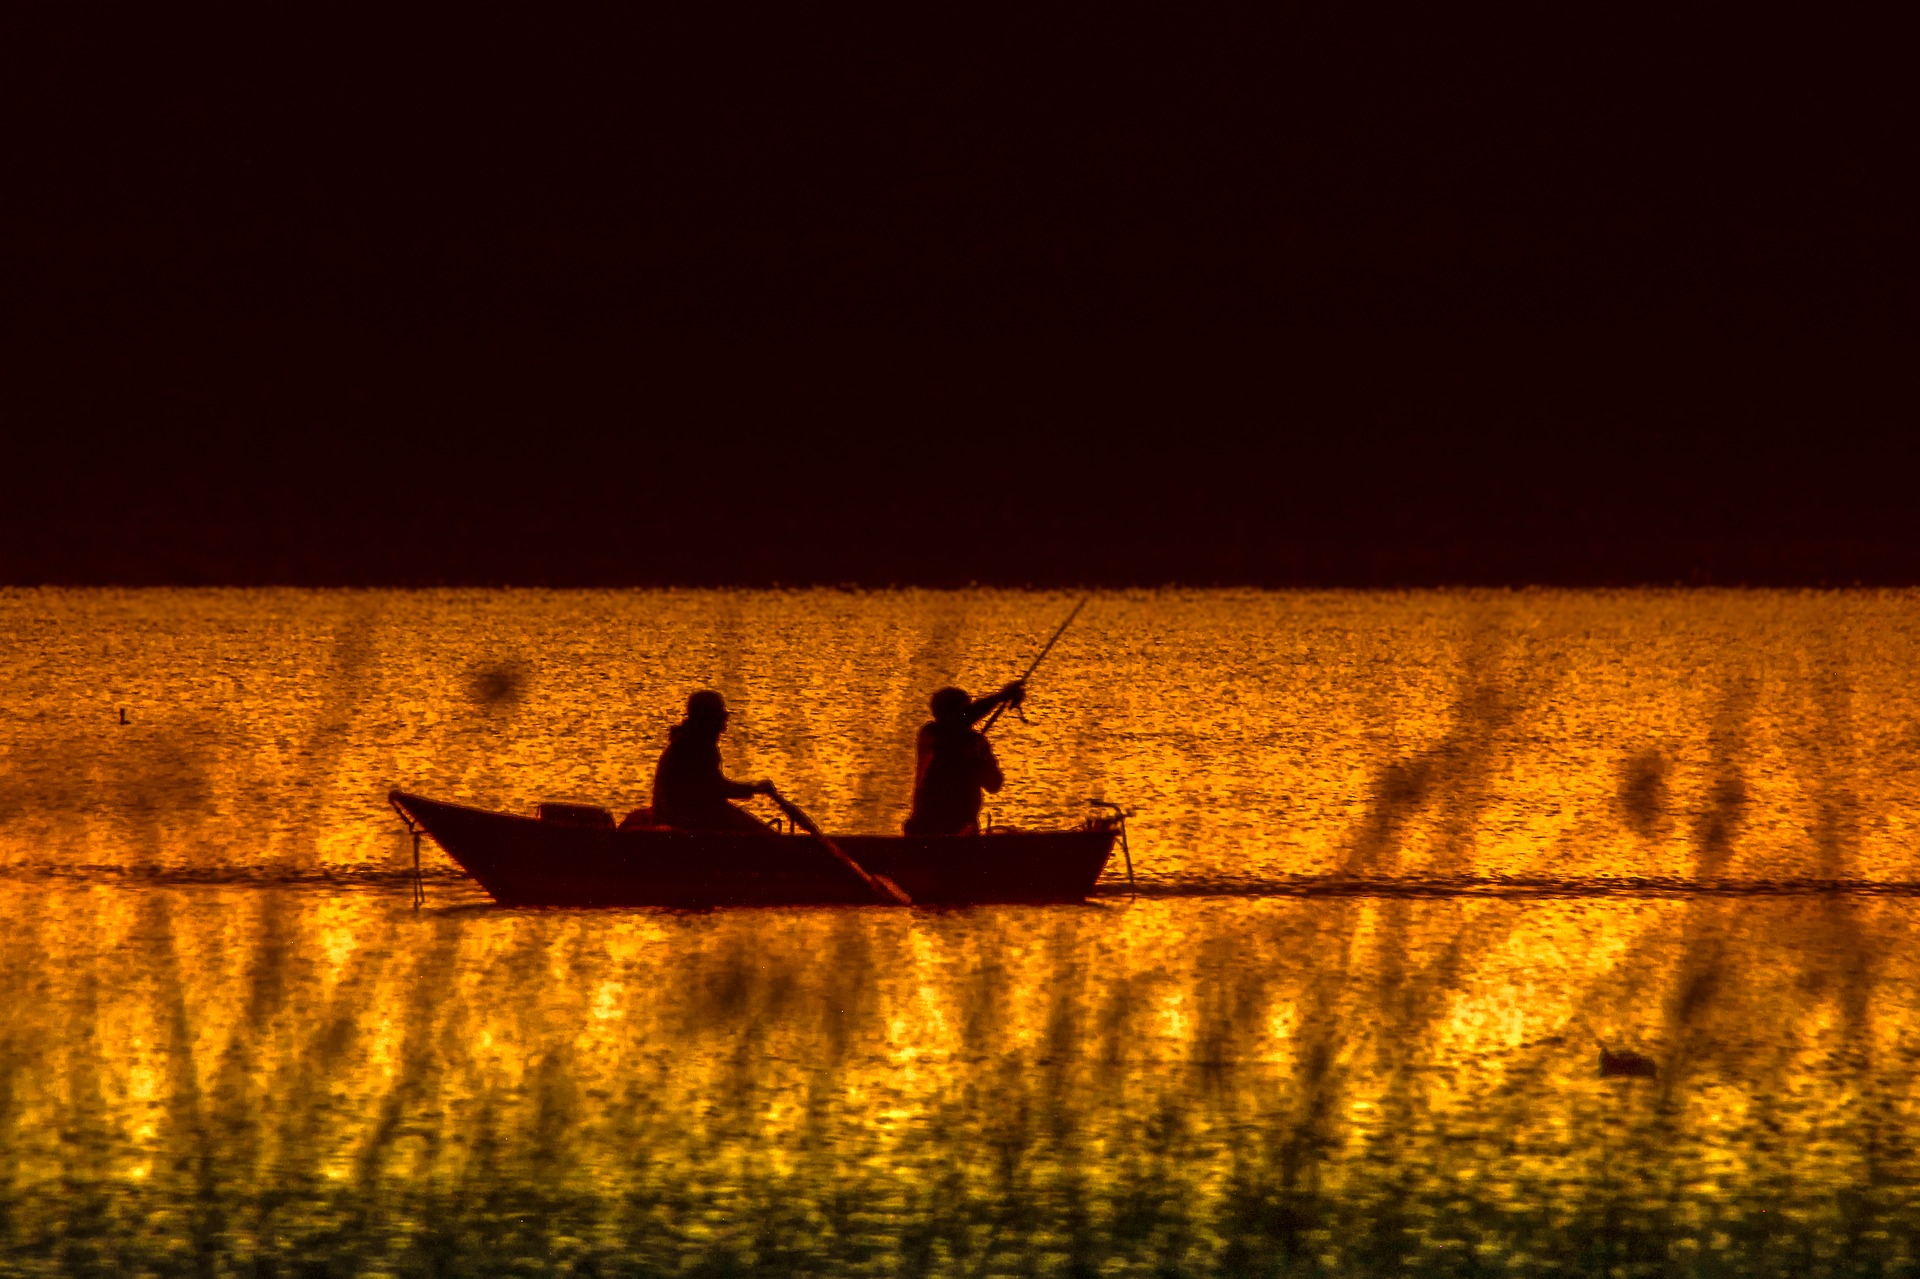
<box><xmin>722</xmin><ymin>774</ymin><xmax>774</xmax><ymax>800</ymax></box>
<box><xmin>964</xmin><ymin>680</ymin><xmax>1025</xmax><ymax>726</ymax></box>
<box><xmin>702</xmin><ymin>740</ymin><xmax>771</xmax><ymax>800</ymax></box>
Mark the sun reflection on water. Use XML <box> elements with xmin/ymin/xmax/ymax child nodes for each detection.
<box><xmin>2</xmin><ymin>587</ymin><xmax>1919</xmax><ymax>1273</ymax></box>
<box><xmin>1</xmin><ymin>883</ymin><xmax>1914</xmax><ymax>1273</ymax></box>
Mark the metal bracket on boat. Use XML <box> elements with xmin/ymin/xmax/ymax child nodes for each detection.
<box><xmin>1087</xmin><ymin>799</ymin><xmax>1135</xmax><ymax>894</ymax></box>
<box><xmin>388</xmin><ymin>794</ymin><xmax>427</xmax><ymax>908</ymax></box>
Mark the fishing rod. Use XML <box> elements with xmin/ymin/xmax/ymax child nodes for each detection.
<box><xmin>980</xmin><ymin>596</ymin><xmax>1088</xmax><ymax>735</ymax></box>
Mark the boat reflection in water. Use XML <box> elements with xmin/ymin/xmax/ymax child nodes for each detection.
<box><xmin>2</xmin><ymin>588</ymin><xmax>1919</xmax><ymax>1274</ymax></box>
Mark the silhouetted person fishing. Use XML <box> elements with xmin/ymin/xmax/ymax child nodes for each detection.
<box><xmin>651</xmin><ymin>690</ymin><xmax>777</xmax><ymax>833</ymax></box>
<box><xmin>904</xmin><ymin>681</ymin><xmax>1026</xmax><ymax>836</ymax></box>
<box><xmin>903</xmin><ymin>599</ymin><xmax>1088</xmax><ymax>836</ymax></box>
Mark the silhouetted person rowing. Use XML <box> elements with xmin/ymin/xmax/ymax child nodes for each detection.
<box><xmin>904</xmin><ymin>681</ymin><xmax>1024</xmax><ymax>836</ymax></box>
<box><xmin>651</xmin><ymin>690</ymin><xmax>776</xmax><ymax>833</ymax></box>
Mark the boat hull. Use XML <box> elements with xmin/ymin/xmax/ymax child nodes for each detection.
<box><xmin>389</xmin><ymin>790</ymin><xmax>1118</xmax><ymax>907</ymax></box>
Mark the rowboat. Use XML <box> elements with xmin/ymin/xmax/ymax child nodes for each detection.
<box><xmin>388</xmin><ymin>789</ymin><xmax>1123</xmax><ymax>907</ymax></box>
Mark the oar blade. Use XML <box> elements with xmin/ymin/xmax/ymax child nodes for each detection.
<box><xmin>770</xmin><ymin>792</ymin><xmax>910</xmax><ymax>905</ymax></box>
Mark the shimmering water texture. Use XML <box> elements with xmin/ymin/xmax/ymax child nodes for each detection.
<box><xmin>5</xmin><ymin>588</ymin><xmax>1920</xmax><ymax>1276</ymax></box>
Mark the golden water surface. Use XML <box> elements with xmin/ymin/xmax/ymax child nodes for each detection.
<box><xmin>4</xmin><ymin>588</ymin><xmax>1919</xmax><ymax>1276</ymax></box>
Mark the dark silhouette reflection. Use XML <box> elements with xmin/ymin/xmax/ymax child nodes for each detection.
<box><xmin>4</xmin><ymin>887</ymin><xmax>1920</xmax><ymax>1274</ymax></box>
<box><xmin>0</xmin><ymin>721</ymin><xmax>213</xmax><ymax>872</ymax></box>
<box><xmin>1692</xmin><ymin>678</ymin><xmax>1754</xmax><ymax>877</ymax></box>
<box><xmin>848</xmin><ymin>606</ymin><xmax>969</xmax><ymax>831</ymax></box>
<box><xmin>279</xmin><ymin>605</ymin><xmax>383</xmax><ymax>870</ymax></box>
<box><xmin>1618</xmin><ymin>748</ymin><xmax>1670</xmax><ymax>838</ymax></box>
<box><xmin>1342</xmin><ymin>642</ymin><xmax>1524</xmax><ymax>876</ymax></box>
<box><xmin>468</xmin><ymin>659</ymin><xmax>527</xmax><ymax>708</ymax></box>
<box><xmin>1805</xmin><ymin>639</ymin><xmax>1862</xmax><ymax>881</ymax></box>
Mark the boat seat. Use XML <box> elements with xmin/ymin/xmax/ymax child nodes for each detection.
<box><xmin>537</xmin><ymin>802</ymin><xmax>615</xmax><ymax>829</ymax></box>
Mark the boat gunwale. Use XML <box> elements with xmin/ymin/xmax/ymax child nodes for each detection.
<box><xmin>388</xmin><ymin>789</ymin><xmax>1121</xmax><ymax>907</ymax></box>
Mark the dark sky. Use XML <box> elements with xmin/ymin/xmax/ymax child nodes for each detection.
<box><xmin>3</xmin><ymin>8</ymin><xmax>1914</xmax><ymax>585</ymax></box>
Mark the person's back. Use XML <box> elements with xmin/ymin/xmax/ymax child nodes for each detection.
<box><xmin>651</xmin><ymin>690</ymin><xmax>775</xmax><ymax>833</ymax></box>
<box><xmin>651</xmin><ymin>721</ymin><xmax>732</xmax><ymax>824</ymax></box>
<box><xmin>904</xmin><ymin>682</ymin><xmax>1021</xmax><ymax>836</ymax></box>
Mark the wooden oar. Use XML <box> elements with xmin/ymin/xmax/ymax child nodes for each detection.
<box><xmin>980</xmin><ymin>596</ymin><xmax>1088</xmax><ymax>735</ymax></box>
<box><xmin>768</xmin><ymin>790</ymin><xmax>912</xmax><ymax>905</ymax></box>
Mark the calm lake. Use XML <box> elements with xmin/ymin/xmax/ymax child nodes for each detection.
<box><xmin>4</xmin><ymin>588</ymin><xmax>1919</xmax><ymax>1276</ymax></box>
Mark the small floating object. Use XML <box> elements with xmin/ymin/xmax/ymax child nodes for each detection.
<box><xmin>1599</xmin><ymin>1047</ymin><xmax>1658</xmax><ymax>1079</ymax></box>
<box><xmin>118</xmin><ymin>708</ymin><xmax>129</xmax><ymax>725</ymax></box>
<box><xmin>1577</xmin><ymin>1016</ymin><xmax>1657</xmax><ymax>1078</ymax></box>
